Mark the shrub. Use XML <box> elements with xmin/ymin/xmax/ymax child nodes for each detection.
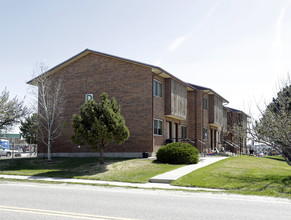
<box><xmin>156</xmin><ymin>142</ymin><xmax>199</xmax><ymax>164</ymax></box>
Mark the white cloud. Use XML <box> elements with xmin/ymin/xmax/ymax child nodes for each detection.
<box><xmin>168</xmin><ymin>36</ymin><xmax>187</xmax><ymax>52</ymax></box>
<box><xmin>167</xmin><ymin>0</ymin><xmax>220</xmax><ymax>53</ymax></box>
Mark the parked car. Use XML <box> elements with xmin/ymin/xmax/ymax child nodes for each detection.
<box><xmin>19</xmin><ymin>145</ymin><xmax>30</xmax><ymax>153</ymax></box>
<box><xmin>0</xmin><ymin>145</ymin><xmax>12</xmax><ymax>157</ymax></box>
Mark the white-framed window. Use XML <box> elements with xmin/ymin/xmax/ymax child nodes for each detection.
<box><xmin>153</xmin><ymin>80</ymin><xmax>162</xmax><ymax>98</ymax></box>
<box><xmin>181</xmin><ymin>126</ymin><xmax>187</xmax><ymax>139</ymax></box>
<box><xmin>203</xmin><ymin>97</ymin><xmax>208</xmax><ymax>110</ymax></box>
<box><xmin>154</xmin><ymin>119</ymin><xmax>163</xmax><ymax>135</ymax></box>
<box><xmin>203</xmin><ymin>127</ymin><xmax>208</xmax><ymax>140</ymax></box>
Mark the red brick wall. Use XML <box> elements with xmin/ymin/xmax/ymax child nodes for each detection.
<box><xmin>38</xmin><ymin>53</ymin><xmax>154</xmax><ymax>154</ymax></box>
<box><xmin>194</xmin><ymin>91</ymin><xmax>210</xmax><ymax>153</ymax></box>
<box><xmin>153</xmin><ymin>75</ymin><xmax>165</xmax><ymax>149</ymax></box>
<box><xmin>187</xmin><ymin>91</ymin><xmax>196</xmax><ymax>141</ymax></box>
<box><xmin>152</xmin><ymin>76</ymin><xmax>189</xmax><ymax>152</ymax></box>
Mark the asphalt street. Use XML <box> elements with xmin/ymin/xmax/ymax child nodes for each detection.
<box><xmin>0</xmin><ymin>181</ymin><xmax>290</xmax><ymax>220</ymax></box>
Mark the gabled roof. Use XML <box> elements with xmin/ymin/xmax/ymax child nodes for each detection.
<box><xmin>225</xmin><ymin>106</ymin><xmax>249</xmax><ymax>117</ymax></box>
<box><xmin>187</xmin><ymin>83</ymin><xmax>210</xmax><ymax>91</ymax></box>
<box><xmin>187</xmin><ymin>83</ymin><xmax>229</xmax><ymax>104</ymax></box>
<box><xmin>27</xmin><ymin>49</ymin><xmax>193</xmax><ymax>91</ymax></box>
<box><xmin>225</xmin><ymin>107</ymin><xmax>241</xmax><ymax>112</ymax></box>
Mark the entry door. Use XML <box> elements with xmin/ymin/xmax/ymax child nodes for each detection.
<box><xmin>174</xmin><ymin>123</ymin><xmax>178</xmax><ymax>142</ymax></box>
<box><xmin>166</xmin><ymin>122</ymin><xmax>172</xmax><ymax>140</ymax></box>
<box><xmin>173</xmin><ymin>123</ymin><xmax>176</xmax><ymax>142</ymax></box>
<box><xmin>210</xmin><ymin>128</ymin><xmax>214</xmax><ymax>150</ymax></box>
<box><xmin>214</xmin><ymin>130</ymin><xmax>217</xmax><ymax>149</ymax></box>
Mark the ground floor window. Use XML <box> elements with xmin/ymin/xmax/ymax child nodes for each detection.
<box><xmin>154</xmin><ymin>119</ymin><xmax>163</xmax><ymax>136</ymax></box>
<box><xmin>203</xmin><ymin>127</ymin><xmax>208</xmax><ymax>140</ymax></box>
<box><xmin>181</xmin><ymin>126</ymin><xmax>187</xmax><ymax>139</ymax></box>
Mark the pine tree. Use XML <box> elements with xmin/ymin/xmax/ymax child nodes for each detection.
<box><xmin>253</xmin><ymin>84</ymin><xmax>291</xmax><ymax>166</ymax></box>
<box><xmin>71</xmin><ymin>93</ymin><xmax>130</xmax><ymax>164</ymax></box>
<box><xmin>20</xmin><ymin>113</ymin><xmax>38</xmax><ymax>144</ymax></box>
<box><xmin>0</xmin><ymin>89</ymin><xmax>28</xmax><ymax>132</ymax></box>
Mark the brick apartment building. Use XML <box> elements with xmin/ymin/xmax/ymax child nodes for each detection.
<box><xmin>224</xmin><ymin>107</ymin><xmax>248</xmax><ymax>154</ymax></box>
<box><xmin>28</xmin><ymin>49</ymin><xmax>247</xmax><ymax>157</ymax></box>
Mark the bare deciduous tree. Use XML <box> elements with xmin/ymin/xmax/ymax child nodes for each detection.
<box><xmin>226</xmin><ymin>123</ymin><xmax>248</xmax><ymax>154</ymax></box>
<box><xmin>30</xmin><ymin>63</ymin><xmax>66</xmax><ymax>161</ymax></box>
<box><xmin>248</xmin><ymin>77</ymin><xmax>291</xmax><ymax>166</ymax></box>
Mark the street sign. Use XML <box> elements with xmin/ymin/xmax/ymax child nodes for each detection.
<box><xmin>85</xmin><ymin>94</ymin><xmax>93</xmax><ymax>102</ymax></box>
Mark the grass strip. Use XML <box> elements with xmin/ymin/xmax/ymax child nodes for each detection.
<box><xmin>172</xmin><ymin>156</ymin><xmax>291</xmax><ymax>198</ymax></box>
<box><xmin>0</xmin><ymin>157</ymin><xmax>183</xmax><ymax>183</ymax></box>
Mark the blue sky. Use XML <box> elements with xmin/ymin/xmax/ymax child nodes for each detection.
<box><xmin>1</xmin><ymin>0</ymin><xmax>291</xmax><ymax>118</ymax></box>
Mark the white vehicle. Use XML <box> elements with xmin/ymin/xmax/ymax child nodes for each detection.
<box><xmin>0</xmin><ymin>145</ymin><xmax>12</xmax><ymax>157</ymax></box>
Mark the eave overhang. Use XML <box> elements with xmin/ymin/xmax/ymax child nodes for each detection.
<box><xmin>187</xmin><ymin>83</ymin><xmax>229</xmax><ymax>104</ymax></box>
<box><xmin>166</xmin><ymin>115</ymin><xmax>187</xmax><ymax>121</ymax></box>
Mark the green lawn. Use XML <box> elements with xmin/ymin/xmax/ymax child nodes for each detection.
<box><xmin>172</xmin><ymin>156</ymin><xmax>291</xmax><ymax>198</ymax></box>
<box><xmin>0</xmin><ymin>157</ymin><xmax>183</xmax><ymax>183</ymax></box>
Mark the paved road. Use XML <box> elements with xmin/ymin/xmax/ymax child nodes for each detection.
<box><xmin>0</xmin><ymin>181</ymin><xmax>290</xmax><ymax>220</ymax></box>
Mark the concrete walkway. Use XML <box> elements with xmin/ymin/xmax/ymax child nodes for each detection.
<box><xmin>0</xmin><ymin>156</ymin><xmax>228</xmax><ymax>191</ymax></box>
<box><xmin>0</xmin><ymin>174</ymin><xmax>223</xmax><ymax>191</ymax></box>
<box><xmin>149</xmin><ymin>156</ymin><xmax>228</xmax><ymax>183</ymax></box>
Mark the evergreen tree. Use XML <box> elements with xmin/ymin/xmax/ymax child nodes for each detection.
<box><xmin>20</xmin><ymin>113</ymin><xmax>38</xmax><ymax>144</ymax></box>
<box><xmin>71</xmin><ymin>93</ymin><xmax>130</xmax><ymax>164</ymax></box>
<box><xmin>253</xmin><ymin>84</ymin><xmax>291</xmax><ymax>165</ymax></box>
<box><xmin>0</xmin><ymin>89</ymin><xmax>28</xmax><ymax>132</ymax></box>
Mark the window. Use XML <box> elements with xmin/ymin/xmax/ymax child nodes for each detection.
<box><xmin>154</xmin><ymin>119</ymin><xmax>163</xmax><ymax>135</ymax></box>
<box><xmin>154</xmin><ymin>80</ymin><xmax>162</xmax><ymax>98</ymax></box>
<box><xmin>203</xmin><ymin>97</ymin><xmax>208</xmax><ymax>110</ymax></box>
<box><xmin>181</xmin><ymin>126</ymin><xmax>187</xmax><ymax>139</ymax></box>
<box><xmin>203</xmin><ymin>127</ymin><xmax>208</xmax><ymax>140</ymax></box>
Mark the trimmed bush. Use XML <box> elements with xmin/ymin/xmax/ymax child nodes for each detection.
<box><xmin>156</xmin><ymin>143</ymin><xmax>199</xmax><ymax>164</ymax></box>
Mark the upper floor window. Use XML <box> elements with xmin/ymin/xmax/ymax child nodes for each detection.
<box><xmin>154</xmin><ymin>80</ymin><xmax>162</xmax><ymax>98</ymax></box>
<box><xmin>203</xmin><ymin>127</ymin><xmax>208</xmax><ymax>140</ymax></box>
<box><xmin>181</xmin><ymin>126</ymin><xmax>187</xmax><ymax>139</ymax></box>
<box><xmin>203</xmin><ymin>97</ymin><xmax>208</xmax><ymax>110</ymax></box>
<box><xmin>154</xmin><ymin>119</ymin><xmax>163</xmax><ymax>136</ymax></box>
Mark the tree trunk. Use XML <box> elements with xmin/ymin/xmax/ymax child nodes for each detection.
<box><xmin>282</xmin><ymin>152</ymin><xmax>291</xmax><ymax>166</ymax></box>
<box><xmin>48</xmin><ymin>136</ymin><xmax>52</xmax><ymax>162</ymax></box>
<box><xmin>99</xmin><ymin>144</ymin><xmax>104</xmax><ymax>165</ymax></box>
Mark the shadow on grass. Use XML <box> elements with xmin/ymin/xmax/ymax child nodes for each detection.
<box><xmin>220</xmin><ymin>174</ymin><xmax>291</xmax><ymax>193</ymax></box>
<box><xmin>264</xmin><ymin>156</ymin><xmax>285</xmax><ymax>162</ymax></box>
<box><xmin>152</xmin><ymin>160</ymin><xmax>162</xmax><ymax>164</ymax></box>
<box><xmin>282</xmin><ymin>176</ymin><xmax>291</xmax><ymax>186</ymax></box>
<box><xmin>0</xmin><ymin>157</ymin><xmax>130</xmax><ymax>179</ymax></box>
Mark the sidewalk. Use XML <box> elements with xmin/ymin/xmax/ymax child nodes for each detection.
<box><xmin>149</xmin><ymin>156</ymin><xmax>228</xmax><ymax>183</ymax></box>
<box><xmin>0</xmin><ymin>156</ymin><xmax>228</xmax><ymax>192</ymax></box>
